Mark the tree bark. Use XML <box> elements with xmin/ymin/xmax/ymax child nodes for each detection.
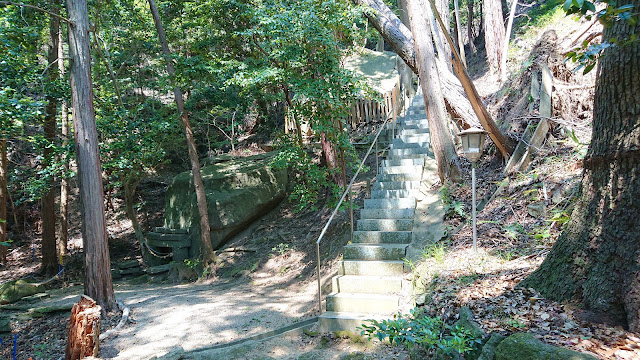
<box><xmin>454</xmin><ymin>0</ymin><xmax>467</xmax><ymax>67</ymax></box>
<box><xmin>501</xmin><ymin>0</ymin><xmax>518</xmax><ymax>82</ymax></box>
<box><xmin>148</xmin><ymin>0</ymin><xmax>217</xmax><ymax>265</ymax></box>
<box><xmin>407</xmin><ymin>0</ymin><xmax>461</xmax><ymax>182</ymax></box>
<box><xmin>467</xmin><ymin>0</ymin><xmax>477</xmax><ymax>54</ymax></box>
<box><xmin>483</xmin><ymin>0</ymin><xmax>505</xmax><ymax>73</ymax></box>
<box><xmin>521</xmin><ymin>0</ymin><xmax>640</xmax><ymax>331</ymax></box>
<box><xmin>0</xmin><ymin>139</ymin><xmax>7</xmax><ymax>263</ymax></box>
<box><xmin>123</xmin><ymin>178</ymin><xmax>151</xmax><ymax>263</ymax></box>
<box><xmin>59</xmin><ymin>27</ymin><xmax>69</xmax><ymax>256</ymax></box>
<box><xmin>42</xmin><ymin>3</ymin><xmax>60</xmax><ymax>276</ymax></box>
<box><xmin>435</xmin><ymin>0</ymin><xmax>451</xmax><ymax>62</ymax></box>
<box><xmin>66</xmin><ymin>0</ymin><xmax>116</xmax><ymax>312</ymax></box>
<box><xmin>65</xmin><ymin>295</ymin><xmax>100</xmax><ymax>360</ymax></box>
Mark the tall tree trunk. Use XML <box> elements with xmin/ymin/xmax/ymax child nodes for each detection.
<box><xmin>521</xmin><ymin>0</ymin><xmax>640</xmax><ymax>331</ymax></box>
<box><xmin>59</xmin><ymin>27</ymin><xmax>69</xmax><ymax>256</ymax></box>
<box><xmin>467</xmin><ymin>0</ymin><xmax>477</xmax><ymax>54</ymax></box>
<box><xmin>0</xmin><ymin>139</ymin><xmax>7</xmax><ymax>263</ymax></box>
<box><xmin>148</xmin><ymin>0</ymin><xmax>217</xmax><ymax>265</ymax></box>
<box><xmin>42</xmin><ymin>3</ymin><xmax>60</xmax><ymax>276</ymax></box>
<box><xmin>483</xmin><ymin>0</ymin><xmax>505</xmax><ymax>73</ymax></box>
<box><xmin>454</xmin><ymin>0</ymin><xmax>467</xmax><ymax>67</ymax></box>
<box><xmin>435</xmin><ymin>0</ymin><xmax>451</xmax><ymax>62</ymax></box>
<box><xmin>407</xmin><ymin>0</ymin><xmax>461</xmax><ymax>182</ymax></box>
<box><xmin>500</xmin><ymin>0</ymin><xmax>518</xmax><ymax>82</ymax></box>
<box><xmin>396</xmin><ymin>0</ymin><xmax>416</xmax><ymax>103</ymax></box>
<box><xmin>66</xmin><ymin>0</ymin><xmax>116</xmax><ymax>312</ymax></box>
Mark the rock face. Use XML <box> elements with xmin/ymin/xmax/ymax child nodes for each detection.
<box><xmin>495</xmin><ymin>333</ymin><xmax>598</xmax><ymax>360</ymax></box>
<box><xmin>163</xmin><ymin>152</ymin><xmax>287</xmax><ymax>255</ymax></box>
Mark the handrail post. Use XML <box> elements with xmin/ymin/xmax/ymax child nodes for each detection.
<box><xmin>349</xmin><ymin>186</ymin><xmax>354</xmax><ymax>242</ymax></box>
<box><xmin>375</xmin><ymin>138</ymin><xmax>379</xmax><ymax>176</ymax></box>
<box><xmin>316</xmin><ymin>242</ymin><xmax>322</xmax><ymax>313</ymax></box>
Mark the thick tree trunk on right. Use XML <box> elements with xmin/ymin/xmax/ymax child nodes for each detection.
<box><xmin>407</xmin><ymin>0</ymin><xmax>461</xmax><ymax>182</ymax></box>
<box><xmin>521</xmin><ymin>1</ymin><xmax>640</xmax><ymax>331</ymax></box>
<box><xmin>148</xmin><ymin>0</ymin><xmax>217</xmax><ymax>265</ymax></box>
<box><xmin>42</xmin><ymin>4</ymin><xmax>60</xmax><ymax>276</ymax></box>
<box><xmin>66</xmin><ymin>0</ymin><xmax>116</xmax><ymax>312</ymax></box>
<box><xmin>483</xmin><ymin>0</ymin><xmax>505</xmax><ymax>73</ymax></box>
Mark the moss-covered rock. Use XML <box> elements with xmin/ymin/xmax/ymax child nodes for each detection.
<box><xmin>164</xmin><ymin>152</ymin><xmax>288</xmax><ymax>254</ymax></box>
<box><xmin>495</xmin><ymin>333</ymin><xmax>598</xmax><ymax>360</ymax></box>
<box><xmin>0</xmin><ymin>279</ymin><xmax>45</xmax><ymax>305</ymax></box>
<box><xmin>478</xmin><ymin>333</ymin><xmax>506</xmax><ymax>360</ymax></box>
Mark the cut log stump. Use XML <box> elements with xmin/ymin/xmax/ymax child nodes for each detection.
<box><xmin>65</xmin><ymin>295</ymin><xmax>101</xmax><ymax>360</ymax></box>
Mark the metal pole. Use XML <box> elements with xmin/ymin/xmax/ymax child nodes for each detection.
<box><xmin>375</xmin><ymin>139</ymin><xmax>379</xmax><ymax>176</ymax></box>
<box><xmin>349</xmin><ymin>187</ymin><xmax>354</xmax><ymax>242</ymax></box>
<box><xmin>472</xmin><ymin>163</ymin><xmax>477</xmax><ymax>252</ymax></box>
<box><xmin>316</xmin><ymin>242</ymin><xmax>322</xmax><ymax>313</ymax></box>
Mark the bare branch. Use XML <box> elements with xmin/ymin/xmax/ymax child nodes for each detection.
<box><xmin>0</xmin><ymin>1</ymin><xmax>71</xmax><ymax>24</ymax></box>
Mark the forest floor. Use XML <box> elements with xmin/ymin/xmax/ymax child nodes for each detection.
<box><xmin>2</xmin><ymin>2</ymin><xmax>640</xmax><ymax>360</ymax></box>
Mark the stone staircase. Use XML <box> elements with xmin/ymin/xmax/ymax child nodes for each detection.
<box><xmin>319</xmin><ymin>92</ymin><xmax>434</xmax><ymax>332</ymax></box>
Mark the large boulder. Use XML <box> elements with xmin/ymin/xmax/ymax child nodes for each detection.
<box><xmin>495</xmin><ymin>333</ymin><xmax>598</xmax><ymax>360</ymax></box>
<box><xmin>0</xmin><ymin>279</ymin><xmax>45</xmax><ymax>305</ymax></box>
<box><xmin>164</xmin><ymin>152</ymin><xmax>287</xmax><ymax>255</ymax></box>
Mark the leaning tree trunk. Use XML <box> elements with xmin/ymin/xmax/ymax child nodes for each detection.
<box><xmin>66</xmin><ymin>0</ymin><xmax>117</xmax><ymax>312</ymax></box>
<box><xmin>407</xmin><ymin>0</ymin><xmax>461</xmax><ymax>182</ymax></box>
<box><xmin>148</xmin><ymin>0</ymin><xmax>217</xmax><ymax>265</ymax></box>
<box><xmin>521</xmin><ymin>1</ymin><xmax>640</xmax><ymax>331</ymax></box>
<box><xmin>483</xmin><ymin>0</ymin><xmax>505</xmax><ymax>74</ymax></box>
<box><xmin>0</xmin><ymin>139</ymin><xmax>7</xmax><ymax>263</ymax></box>
<box><xmin>41</xmin><ymin>3</ymin><xmax>60</xmax><ymax>276</ymax></box>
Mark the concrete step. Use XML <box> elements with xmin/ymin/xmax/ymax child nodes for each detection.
<box><xmin>364</xmin><ymin>198</ymin><xmax>416</xmax><ymax>209</ymax></box>
<box><xmin>408</xmin><ymin>109</ymin><xmax>426</xmax><ymax>117</ymax></box>
<box><xmin>326</xmin><ymin>292</ymin><xmax>399</xmax><ymax>314</ymax></box>
<box><xmin>373</xmin><ymin>180</ymin><xmax>421</xmax><ymax>190</ymax></box>
<box><xmin>391</xmin><ymin>139</ymin><xmax>431</xmax><ymax>149</ymax></box>
<box><xmin>380</xmin><ymin>165</ymin><xmax>423</xmax><ymax>175</ymax></box>
<box><xmin>359</xmin><ymin>208</ymin><xmax>415</xmax><ymax>219</ymax></box>
<box><xmin>344</xmin><ymin>243</ymin><xmax>408</xmax><ymax>260</ymax></box>
<box><xmin>331</xmin><ymin>275</ymin><xmax>404</xmax><ymax>294</ymax></box>
<box><xmin>397</xmin><ymin>134</ymin><xmax>431</xmax><ymax>143</ymax></box>
<box><xmin>389</xmin><ymin>148</ymin><xmax>432</xmax><ymax>157</ymax></box>
<box><xmin>381</xmin><ymin>158</ymin><xmax>425</xmax><ymax>167</ymax></box>
<box><xmin>370</xmin><ymin>189</ymin><xmax>416</xmax><ymax>199</ymax></box>
<box><xmin>318</xmin><ymin>311</ymin><xmax>385</xmax><ymax>332</ymax></box>
<box><xmin>357</xmin><ymin>218</ymin><xmax>413</xmax><ymax>231</ymax></box>
<box><xmin>401</xmin><ymin>119</ymin><xmax>429</xmax><ymax>126</ymax></box>
<box><xmin>396</xmin><ymin>128</ymin><xmax>430</xmax><ymax>135</ymax></box>
<box><xmin>378</xmin><ymin>172</ymin><xmax>422</xmax><ymax>182</ymax></box>
<box><xmin>340</xmin><ymin>260</ymin><xmax>406</xmax><ymax>275</ymax></box>
<box><xmin>352</xmin><ymin>231</ymin><xmax>412</xmax><ymax>244</ymax></box>
<box><xmin>385</xmin><ymin>153</ymin><xmax>433</xmax><ymax>162</ymax></box>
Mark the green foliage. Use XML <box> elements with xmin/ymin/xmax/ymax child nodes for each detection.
<box><xmin>271</xmin><ymin>242</ymin><xmax>290</xmax><ymax>255</ymax></box>
<box><xmin>504</xmin><ymin>222</ymin><xmax>525</xmax><ymax>240</ymax></box>
<box><xmin>184</xmin><ymin>258</ymin><xmax>200</xmax><ymax>270</ymax></box>
<box><xmin>440</xmin><ymin>185</ymin><xmax>468</xmax><ymax>219</ymax></box>
<box><xmin>563</xmin><ymin>0</ymin><xmax>639</xmax><ymax>73</ymax></box>
<box><xmin>359</xmin><ymin>308</ymin><xmax>481</xmax><ymax>356</ymax></box>
<box><xmin>422</xmin><ymin>243</ymin><xmax>446</xmax><ymax>264</ymax></box>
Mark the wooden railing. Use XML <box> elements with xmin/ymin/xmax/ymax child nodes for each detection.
<box><xmin>284</xmin><ymin>75</ymin><xmax>402</xmax><ymax>137</ymax></box>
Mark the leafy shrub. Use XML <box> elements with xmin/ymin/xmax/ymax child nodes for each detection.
<box><xmin>359</xmin><ymin>308</ymin><xmax>481</xmax><ymax>357</ymax></box>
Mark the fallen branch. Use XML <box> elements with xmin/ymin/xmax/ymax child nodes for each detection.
<box><xmin>99</xmin><ymin>300</ymin><xmax>130</xmax><ymax>341</ymax></box>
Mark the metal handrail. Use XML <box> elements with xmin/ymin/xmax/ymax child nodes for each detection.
<box><xmin>314</xmin><ymin>103</ymin><xmax>398</xmax><ymax>314</ymax></box>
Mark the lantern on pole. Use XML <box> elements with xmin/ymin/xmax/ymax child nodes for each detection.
<box><xmin>457</xmin><ymin>128</ymin><xmax>487</xmax><ymax>252</ymax></box>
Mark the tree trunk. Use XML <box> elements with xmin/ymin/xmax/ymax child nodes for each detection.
<box><xmin>467</xmin><ymin>0</ymin><xmax>477</xmax><ymax>54</ymax></box>
<box><xmin>123</xmin><ymin>178</ymin><xmax>151</xmax><ymax>263</ymax></box>
<box><xmin>429</xmin><ymin>0</ymin><xmax>514</xmax><ymax>158</ymax></box>
<box><xmin>454</xmin><ymin>0</ymin><xmax>467</xmax><ymax>67</ymax></box>
<box><xmin>500</xmin><ymin>0</ymin><xmax>518</xmax><ymax>82</ymax></box>
<box><xmin>148</xmin><ymin>0</ymin><xmax>217</xmax><ymax>265</ymax></box>
<box><xmin>0</xmin><ymin>139</ymin><xmax>7</xmax><ymax>263</ymax></box>
<box><xmin>407</xmin><ymin>0</ymin><xmax>461</xmax><ymax>182</ymax></box>
<box><xmin>521</xmin><ymin>1</ymin><xmax>640</xmax><ymax>331</ymax></box>
<box><xmin>65</xmin><ymin>0</ymin><xmax>116</xmax><ymax>312</ymax></box>
<box><xmin>59</xmin><ymin>23</ymin><xmax>69</xmax><ymax>256</ymax></box>
<box><xmin>65</xmin><ymin>295</ymin><xmax>100</xmax><ymax>360</ymax></box>
<box><xmin>435</xmin><ymin>0</ymin><xmax>451</xmax><ymax>62</ymax></box>
<box><xmin>42</xmin><ymin>3</ymin><xmax>60</xmax><ymax>276</ymax></box>
<box><xmin>483</xmin><ymin>0</ymin><xmax>505</xmax><ymax>73</ymax></box>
